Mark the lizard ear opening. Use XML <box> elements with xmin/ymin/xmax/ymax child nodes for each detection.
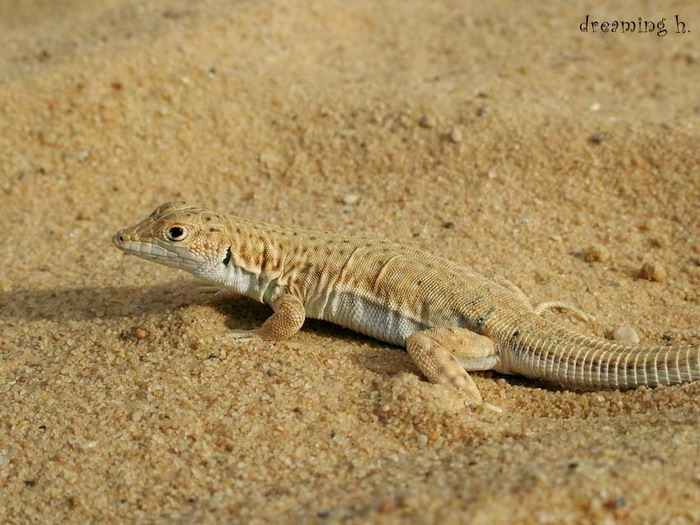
<box><xmin>223</xmin><ymin>246</ymin><xmax>232</xmax><ymax>266</ymax></box>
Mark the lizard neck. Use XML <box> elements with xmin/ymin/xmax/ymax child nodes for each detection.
<box><xmin>215</xmin><ymin>219</ymin><xmax>290</xmax><ymax>304</ymax></box>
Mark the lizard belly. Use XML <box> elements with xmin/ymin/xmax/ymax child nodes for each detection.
<box><xmin>306</xmin><ymin>290</ymin><xmax>429</xmax><ymax>346</ymax></box>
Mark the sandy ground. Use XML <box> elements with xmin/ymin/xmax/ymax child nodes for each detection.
<box><xmin>1</xmin><ymin>0</ymin><xmax>699</xmax><ymax>523</ymax></box>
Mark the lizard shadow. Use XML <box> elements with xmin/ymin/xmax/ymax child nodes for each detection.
<box><xmin>209</xmin><ymin>297</ymin><xmax>423</xmax><ymax>376</ymax></box>
<box><xmin>5</xmin><ymin>282</ymin><xmax>690</xmax><ymax>419</ymax></box>
<box><xmin>0</xmin><ymin>284</ymin><xmax>604</xmax><ymax>422</ymax></box>
<box><xmin>213</xmin><ymin>298</ymin><xmax>398</xmax><ymax>351</ymax></box>
<box><xmin>0</xmin><ymin>280</ymin><xmax>391</xmax><ymax>341</ymax></box>
<box><xmin>209</xmin><ymin>297</ymin><xmax>565</xmax><ymax>392</ymax></box>
<box><xmin>0</xmin><ymin>280</ymin><xmax>228</xmax><ymax>322</ymax></box>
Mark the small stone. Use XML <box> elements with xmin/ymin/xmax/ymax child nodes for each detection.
<box><xmin>377</xmin><ymin>498</ymin><xmax>396</xmax><ymax>513</ymax></box>
<box><xmin>134</xmin><ymin>329</ymin><xmax>148</xmax><ymax>340</ymax></box>
<box><xmin>604</xmin><ymin>497</ymin><xmax>627</xmax><ymax>509</ymax></box>
<box><xmin>341</xmin><ymin>194</ymin><xmax>360</xmax><ymax>205</ymax></box>
<box><xmin>448</xmin><ymin>127</ymin><xmax>463</xmax><ymax>143</ymax></box>
<box><xmin>418</xmin><ymin>115</ymin><xmax>436</xmax><ymax>128</ymax></box>
<box><xmin>648</xmin><ymin>237</ymin><xmax>670</xmax><ymax>249</ymax></box>
<box><xmin>417</xmin><ymin>434</ymin><xmax>428</xmax><ymax>446</ymax></box>
<box><xmin>585</xmin><ymin>244</ymin><xmax>611</xmax><ymax>263</ymax></box>
<box><xmin>589</xmin><ymin>133</ymin><xmax>605</xmax><ymax>144</ymax></box>
<box><xmin>640</xmin><ymin>261</ymin><xmax>667</xmax><ymax>282</ymax></box>
<box><xmin>612</xmin><ymin>326</ymin><xmax>640</xmax><ymax>343</ymax></box>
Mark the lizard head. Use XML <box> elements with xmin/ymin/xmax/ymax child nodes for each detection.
<box><xmin>112</xmin><ymin>201</ymin><xmax>231</xmax><ymax>281</ymax></box>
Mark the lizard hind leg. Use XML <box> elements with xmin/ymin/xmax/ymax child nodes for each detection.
<box><xmin>492</xmin><ymin>275</ymin><xmax>595</xmax><ymax>323</ymax></box>
<box><xmin>406</xmin><ymin>327</ymin><xmax>499</xmax><ymax>406</ymax></box>
<box><xmin>492</xmin><ymin>274</ymin><xmax>533</xmax><ymax>308</ymax></box>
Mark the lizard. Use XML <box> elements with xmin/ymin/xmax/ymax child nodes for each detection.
<box><xmin>112</xmin><ymin>201</ymin><xmax>700</xmax><ymax>406</ymax></box>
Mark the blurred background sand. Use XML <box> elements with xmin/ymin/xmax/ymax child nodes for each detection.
<box><xmin>1</xmin><ymin>0</ymin><xmax>699</xmax><ymax>522</ymax></box>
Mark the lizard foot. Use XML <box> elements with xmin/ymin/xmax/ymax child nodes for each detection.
<box><xmin>492</xmin><ymin>275</ymin><xmax>595</xmax><ymax>324</ymax></box>
<box><xmin>534</xmin><ymin>301</ymin><xmax>596</xmax><ymax>323</ymax></box>
<box><xmin>407</xmin><ymin>327</ymin><xmax>500</xmax><ymax>408</ymax></box>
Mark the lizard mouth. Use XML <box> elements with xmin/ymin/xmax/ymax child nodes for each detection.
<box><xmin>112</xmin><ymin>230</ymin><xmax>200</xmax><ymax>271</ymax></box>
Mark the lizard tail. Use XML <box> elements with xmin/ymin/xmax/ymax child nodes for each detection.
<box><xmin>505</xmin><ymin>320</ymin><xmax>700</xmax><ymax>389</ymax></box>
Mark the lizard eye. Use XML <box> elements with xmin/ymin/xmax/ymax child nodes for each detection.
<box><xmin>166</xmin><ymin>226</ymin><xmax>187</xmax><ymax>241</ymax></box>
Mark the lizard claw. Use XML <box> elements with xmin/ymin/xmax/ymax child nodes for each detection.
<box><xmin>479</xmin><ymin>401</ymin><xmax>504</xmax><ymax>413</ymax></box>
<box><xmin>221</xmin><ymin>329</ymin><xmax>264</xmax><ymax>344</ymax></box>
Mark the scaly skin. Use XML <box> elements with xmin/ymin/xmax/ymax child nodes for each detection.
<box><xmin>112</xmin><ymin>202</ymin><xmax>700</xmax><ymax>405</ymax></box>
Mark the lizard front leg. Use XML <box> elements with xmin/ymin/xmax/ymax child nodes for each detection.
<box><xmin>227</xmin><ymin>293</ymin><xmax>306</xmax><ymax>342</ymax></box>
<box><xmin>406</xmin><ymin>327</ymin><xmax>499</xmax><ymax>406</ymax></box>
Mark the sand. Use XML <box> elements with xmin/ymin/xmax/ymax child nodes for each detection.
<box><xmin>1</xmin><ymin>0</ymin><xmax>699</xmax><ymax>523</ymax></box>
